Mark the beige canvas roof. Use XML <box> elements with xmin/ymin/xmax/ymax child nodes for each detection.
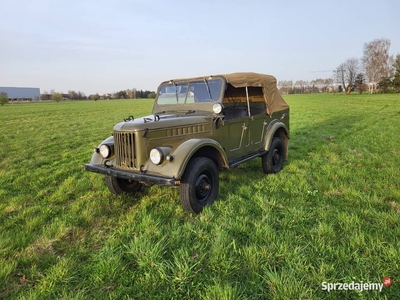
<box><xmin>221</xmin><ymin>72</ymin><xmax>289</xmax><ymax>115</ymax></box>
<box><xmin>162</xmin><ymin>72</ymin><xmax>289</xmax><ymax>115</ymax></box>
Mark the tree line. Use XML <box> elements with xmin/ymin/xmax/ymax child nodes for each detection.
<box><xmin>335</xmin><ymin>38</ymin><xmax>400</xmax><ymax>94</ymax></box>
<box><xmin>278</xmin><ymin>78</ymin><xmax>334</xmax><ymax>94</ymax></box>
<box><xmin>40</xmin><ymin>88</ymin><xmax>157</xmax><ymax>102</ymax></box>
<box><xmin>279</xmin><ymin>38</ymin><xmax>400</xmax><ymax>94</ymax></box>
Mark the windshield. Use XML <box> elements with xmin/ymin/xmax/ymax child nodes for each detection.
<box><xmin>156</xmin><ymin>79</ymin><xmax>223</xmax><ymax>105</ymax></box>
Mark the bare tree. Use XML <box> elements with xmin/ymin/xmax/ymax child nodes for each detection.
<box><xmin>126</xmin><ymin>89</ymin><xmax>133</xmax><ymax>99</ymax></box>
<box><xmin>68</xmin><ymin>90</ymin><xmax>80</xmax><ymax>100</ymax></box>
<box><xmin>132</xmin><ymin>88</ymin><xmax>137</xmax><ymax>99</ymax></box>
<box><xmin>311</xmin><ymin>78</ymin><xmax>327</xmax><ymax>93</ymax></box>
<box><xmin>323</xmin><ymin>78</ymin><xmax>334</xmax><ymax>92</ymax></box>
<box><xmin>362</xmin><ymin>38</ymin><xmax>394</xmax><ymax>93</ymax></box>
<box><xmin>345</xmin><ymin>58</ymin><xmax>359</xmax><ymax>93</ymax></box>
<box><xmin>294</xmin><ymin>80</ymin><xmax>308</xmax><ymax>93</ymax></box>
<box><xmin>335</xmin><ymin>58</ymin><xmax>359</xmax><ymax>94</ymax></box>
<box><xmin>77</xmin><ymin>91</ymin><xmax>86</xmax><ymax>100</ymax></box>
<box><xmin>278</xmin><ymin>80</ymin><xmax>293</xmax><ymax>94</ymax></box>
<box><xmin>335</xmin><ymin>62</ymin><xmax>347</xmax><ymax>92</ymax></box>
<box><xmin>393</xmin><ymin>54</ymin><xmax>400</xmax><ymax>92</ymax></box>
<box><xmin>40</xmin><ymin>91</ymin><xmax>51</xmax><ymax>100</ymax></box>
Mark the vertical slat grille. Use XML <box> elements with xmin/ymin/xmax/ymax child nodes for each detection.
<box><xmin>115</xmin><ymin>131</ymin><xmax>136</xmax><ymax>169</ymax></box>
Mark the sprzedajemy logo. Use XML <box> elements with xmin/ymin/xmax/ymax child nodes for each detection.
<box><xmin>321</xmin><ymin>277</ymin><xmax>392</xmax><ymax>293</ymax></box>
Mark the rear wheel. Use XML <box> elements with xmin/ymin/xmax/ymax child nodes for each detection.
<box><xmin>180</xmin><ymin>157</ymin><xmax>219</xmax><ymax>214</ymax></box>
<box><xmin>262</xmin><ymin>137</ymin><xmax>285</xmax><ymax>174</ymax></box>
<box><xmin>105</xmin><ymin>176</ymin><xmax>142</xmax><ymax>195</ymax></box>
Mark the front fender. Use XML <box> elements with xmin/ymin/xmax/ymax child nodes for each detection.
<box><xmin>89</xmin><ymin>136</ymin><xmax>114</xmax><ymax>165</ymax></box>
<box><xmin>263</xmin><ymin>121</ymin><xmax>289</xmax><ymax>151</ymax></box>
<box><xmin>173</xmin><ymin>138</ymin><xmax>228</xmax><ymax>179</ymax></box>
<box><xmin>145</xmin><ymin>138</ymin><xmax>228</xmax><ymax>179</ymax></box>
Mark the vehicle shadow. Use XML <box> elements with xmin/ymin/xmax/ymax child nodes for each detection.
<box><xmin>218</xmin><ymin>114</ymin><xmax>360</xmax><ymax>204</ymax></box>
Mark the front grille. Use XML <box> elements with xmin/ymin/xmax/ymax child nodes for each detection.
<box><xmin>114</xmin><ymin>131</ymin><xmax>137</xmax><ymax>170</ymax></box>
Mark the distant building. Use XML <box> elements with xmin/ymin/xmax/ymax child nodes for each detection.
<box><xmin>0</xmin><ymin>87</ymin><xmax>41</xmax><ymax>100</ymax></box>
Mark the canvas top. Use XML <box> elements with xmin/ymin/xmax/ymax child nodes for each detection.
<box><xmin>161</xmin><ymin>72</ymin><xmax>289</xmax><ymax>115</ymax></box>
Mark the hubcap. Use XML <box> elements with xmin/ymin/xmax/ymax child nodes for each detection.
<box><xmin>195</xmin><ymin>173</ymin><xmax>212</xmax><ymax>203</ymax></box>
<box><xmin>272</xmin><ymin>149</ymin><xmax>281</xmax><ymax>168</ymax></box>
<box><xmin>124</xmin><ymin>179</ymin><xmax>136</xmax><ymax>187</ymax></box>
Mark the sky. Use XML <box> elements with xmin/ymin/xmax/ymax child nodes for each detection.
<box><xmin>1</xmin><ymin>0</ymin><xmax>399</xmax><ymax>95</ymax></box>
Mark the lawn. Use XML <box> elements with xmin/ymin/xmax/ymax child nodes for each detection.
<box><xmin>0</xmin><ymin>94</ymin><xmax>399</xmax><ymax>299</ymax></box>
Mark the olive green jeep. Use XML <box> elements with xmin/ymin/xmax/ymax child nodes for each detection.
<box><xmin>85</xmin><ymin>72</ymin><xmax>290</xmax><ymax>213</ymax></box>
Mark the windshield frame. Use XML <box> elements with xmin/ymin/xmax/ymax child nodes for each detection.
<box><xmin>153</xmin><ymin>76</ymin><xmax>226</xmax><ymax>114</ymax></box>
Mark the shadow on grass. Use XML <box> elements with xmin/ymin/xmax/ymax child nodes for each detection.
<box><xmin>221</xmin><ymin>114</ymin><xmax>359</xmax><ymax>179</ymax></box>
<box><xmin>287</xmin><ymin>114</ymin><xmax>359</xmax><ymax>162</ymax></box>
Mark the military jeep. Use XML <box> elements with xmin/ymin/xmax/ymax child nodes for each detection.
<box><xmin>85</xmin><ymin>72</ymin><xmax>290</xmax><ymax>213</ymax></box>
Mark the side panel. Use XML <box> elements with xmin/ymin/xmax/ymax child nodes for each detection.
<box><xmin>215</xmin><ymin>117</ymin><xmax>251</xmax><ymax>160</ymax></box>
<box><xmin>227</xmin><ymin>118</ymin><xmax>250</xmax><ymax>154</ymax></box>
<box><xmin>249</xmin><ymin>114</ymin><xmax>268</xmax><ymax>149</ymax></box>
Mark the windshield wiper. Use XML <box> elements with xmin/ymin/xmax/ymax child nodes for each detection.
<box><xmin>204</xmin><ymin>79</ymin><xmax>212</xmax><ymax>99</ymax></box>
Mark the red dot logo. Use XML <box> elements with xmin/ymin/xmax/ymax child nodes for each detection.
<box><xmin>382</xmin><ymin>277</ymin><xmax>392</xmax><ymax>287</ymax></box>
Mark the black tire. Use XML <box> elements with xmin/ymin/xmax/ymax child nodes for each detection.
<box><xmin>262</xmin><ymin>137</ymin><xmax>285</xmax><ymax>174</ymax></box>
<box><xmin>105</xmin><ymin>176</ymin><xmax>142</xmax><ymax>195</ymax></box>
<box><xmin>180</xmin><ymin>157</ymin><xmax>219</xmax><ymax>214</ymax></box>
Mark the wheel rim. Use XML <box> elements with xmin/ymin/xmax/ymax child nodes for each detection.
<box><xmin>195</xmin><ymin>172</ymin><xmax>212</xmax><ymax>203</ymax></box>
<box><xmin>272</xmin><ymin>148</ymin><xmax>281</xmax><ymax>169</ymax></box>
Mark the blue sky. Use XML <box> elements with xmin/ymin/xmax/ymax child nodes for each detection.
<box><xmin>1</xmin><ymin>0</ymin><xmax>399</xmax><ymax>95</ymax></box>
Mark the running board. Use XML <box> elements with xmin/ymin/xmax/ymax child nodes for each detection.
<box><xmin>229</xmin><ymin>151</ymin><xmax>267</xmax><ymax>168</ymax></box>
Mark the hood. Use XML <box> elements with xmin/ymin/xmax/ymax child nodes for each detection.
<box><xmin>114</xmin><ymin>113</ymin><xmax>211</xmax><ymax>132</ymax></box>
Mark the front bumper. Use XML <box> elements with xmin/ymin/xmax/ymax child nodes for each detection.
<box><xmin>85</xmin><ymin>164</ymin><xmax>177</xmax><ymax>186</ymax></box>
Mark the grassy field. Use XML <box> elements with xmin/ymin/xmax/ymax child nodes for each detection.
<box><xmin>0</xmin><ymin>94</ymin><xmax>399</xmax><ymax>299</ymax></box>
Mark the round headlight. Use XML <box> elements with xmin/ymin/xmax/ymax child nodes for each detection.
<box><xmin>150</xmin><ymin>148</ymin><xmax>164</xmax><ymax>165</ymax></box>
<box><xmin>213</xmin><ymin>103</ymin><xmax>223</xmax><ymax>114</ymax></box>
<box><xmin>99</xmin><ymin>144</ymin><xmax>111</xmax><ymax>158</ymax></box>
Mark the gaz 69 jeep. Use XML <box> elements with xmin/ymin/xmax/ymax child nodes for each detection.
<box><xmin>85</xmin><ymin>72</ymin><xmax>290</xmax><ymax>213</ymax></box>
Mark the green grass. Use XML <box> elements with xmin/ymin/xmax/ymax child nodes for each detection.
<box><xmin>0</xmin><ymin>94</ymin><xmax>399</xmax><ymax>299</ymax></box>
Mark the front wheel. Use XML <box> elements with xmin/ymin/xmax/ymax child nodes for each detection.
<box><xmin>262</xmin><ymin>137</ymin><xmax>285</xmax><ymax>174</ymax></box>
<box><xmin>180</xmin><ymin>157</ymin><xmax>219</xmax><ymax>214</ymax></box>
<box><xmin>105</xmin><ymin>176</ymin><xmax>142</xmax><ymax>195</ymax></box>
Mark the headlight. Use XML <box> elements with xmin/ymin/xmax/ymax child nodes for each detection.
<box><xmin>99</xmin><ymin>144</ymin><xmax>111</xmax><ymax>158</ymax></box>
<box><xmin>150</xmin><ymin>148</ymin><xmax>164</xmax><ymax>165</ymax></box>
<box><xmin>213</xmin><ymin>103</ymin><xmax>223</xmax><ymax>114</ymax></box>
